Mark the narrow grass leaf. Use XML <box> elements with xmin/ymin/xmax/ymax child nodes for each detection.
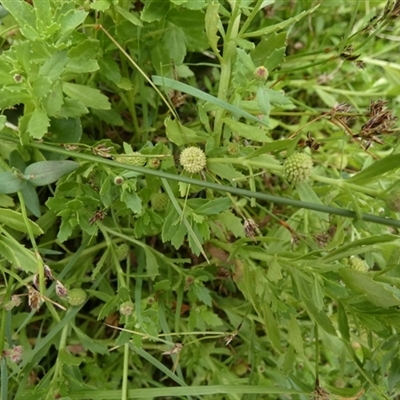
<box><xmin>152</xmin><ymin>76</ymin><xmax>269</xmax><ymax>127</ymax></box>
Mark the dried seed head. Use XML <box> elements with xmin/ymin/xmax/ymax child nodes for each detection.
<box><xmin>179</xmin><ymin>147</ymin><xmax>207</xmax><ymax>174</ymax></box>
<box><xmin>283</xmin><ymin>153</ymin><xmax>313</xmax><ymax>183</ymax></box>
<box><xmin>119</xmin><ymin>301</ymin><xmax>134</xmax><ymax>316</ymax></box>
<box><xmin>92</xmin><ymin>143</ymin><xmax>114</xmax><ymax>158</ymax></box>
<box><xmin>67</xmin><ymin>288</ymin><xmax>87</xmax><ymax>306</ymax></box>
<box><xmin>162</xmin><ymin>343</ymin><xmax>183</xmax><ymax>355</ymax></box>
<box><xmin>28</xmin><ymin>287</ymin><xmax>43</xmax><ymax>312</ymax></box>
<box><xmin>3</xmin><ymin>345</ymin><xmax>23</xmax><ymax>364</ymax></box>
<box><xmin>44</xmin><ymin>265</ymin><xmax>55</xmax><ymax>281</ymax></box>
<box><xmin>244</xmin><ymin>218</ymin><xmax>258</xmax><ymax>239</ymax></box>
<box><xmin>4</xmin><ymin>295</ymin><xmax>22</xmax><ymax>311</ymax></box>
<box><xmin>55</xmin><ymin>281</ymin><xmax>69</xmax><ymax>298</ymax></box>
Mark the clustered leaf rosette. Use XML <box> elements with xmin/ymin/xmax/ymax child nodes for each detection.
<box><xmin>283</xmin><ymin>153</ymin><xmax>313</xmax><ymax>183</ymax></box>
<box><xmin>179</xmin><ymin>146</ymin><xmax>207</xmax><ymax>174</ymax></box>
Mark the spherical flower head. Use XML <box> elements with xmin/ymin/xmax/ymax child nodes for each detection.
<box><xmin>349</xmin><ymin>256</ymin><xmax>367</xmax><ymax>272</ymax></box>
<box><xmin>151</xmin><ymin>193</ymin><xmax>169</xmax><ymax>212</ymax></box>
<box><xmin>283</xmin><ymin>153</ymin><xmax>313</xmax><ymax>183</ymax></box>
<box><xmin>113</xmin><ymin>176</ymin><xmax>124</xmax><ymax>185</ymax></box>
<box><xmin>114</xmin><ymin>152</ymin><xmax>146</xmax><ymax>166</ymax></box>
<box><xmin>227</xmin><ymin>142</ymin><xmax>240</xmax><ymax>155</ymax></box>
<box><xmin>115</xmin><ymin>243</ymin><xmax>129</xmax><ymax>261</ymax></box>
<box><xmin>179</xmin><ymin>147</ymin><xmax>207</xmax><ymax>174</ymax></box>
<box><xmin>148</xmin><ymin>158</ymin><xmax>161</xmax><ymax>169</ymax></box>
<box><xmin>254</xmin><ymin>66</ymin><xmax>269</xmax><ymax>81</ymax></box>
<box><xmin>119</xmin><ymin>301</ymin><xmax>134</xmax><ymax>316</ymax></box>
<box><xmin>67</xmin><ymin>288</ymin><xmax>87</xmax><ymax>306</ymax></box>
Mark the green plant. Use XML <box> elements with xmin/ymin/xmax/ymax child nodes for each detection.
<box><xmin>1</xmin><ymin>1</ymin><xmax>400</xmax><ymax>399</ymax></box>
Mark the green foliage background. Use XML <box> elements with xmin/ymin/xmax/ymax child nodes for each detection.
<box><xmin>1</xmin><ymin>0</ymin><xmax>400</xmax><ymax>399</ymax></box>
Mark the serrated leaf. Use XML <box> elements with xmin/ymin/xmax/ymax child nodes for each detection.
<box><xmin>223</xmin><ymin>118</ymin><xmax>270</xmax><ymax>142</ymax></box>
<box><xmin>72</xmin><ymin>326</ymin><xmax>108</xmax><ymax>355</ymax></box>
<box><xmin>39</xmin><ymin>50</ymin><xmax>69</xmax><ymax>82</ymax></box>
<box><xmin>0</xmin><ymin>209</ymin><xmax>43</xmax><ymax>235</ymax></box>
<box><xmin>205</xmin><ymin>3</ymin><xmax>221</xmax><ymax>56</ymax></box>
<box><xmin>62</xmin><ymin>82</ymin><xmax>111</xmax><ymax>110</ymax></box>
<box><xmin>120</xmin><ymin>189</ymin><xmax>142</xmax><ymax>214</ymax></box>
<box><xmin>24</xmin><ymin>160</ymin><xmax>79</xmax><ymax>186</ymax></box>
<box><xmin>288</xmin><ymin>315</ymin><xmax>303</xmax><ymax>354</ymax></box>
<box><xmin>340</xmin><ymin>268</ymin><xmax>400</xmax><ymax>308</ymax></box>
<box><xmin>163</xmin><ymin>24</ymin><xmax>187</xmax><ymax>64</ymax></box>
<box><xmin>208</xmin><ymin>162</ymin><xmax>245</xmax><ymax>181</ymax></box>
<box><xmin>27</xmin><ymin>108</ymin><xmax>50</xmax><ymax>139</ymax></box>
<box><xmin>58</xmin><ymin>9</ymin><xmax>88</xmax><ymax>34</ymax></box>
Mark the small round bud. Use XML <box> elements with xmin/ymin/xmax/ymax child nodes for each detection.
<box><xmin>254</xmin><ymin>66</ymin><xmax>269</xmax><ymax>81</ymax></box>
<box><xmin>115</xmin><ymin>243</ymin><xmax>129</xmax><ymax>261</ymax></box>
<box><xmin>113</xmin><ymin>176</ymin><xmax>124</xmax><ymax>185</ymax></box>
<box><xmin>283</xmin><ymin>153</ymin><xmax>313</xmax><ymax>183</ymax></box>
<box><xmin>227</xmin><ymin>142</ymin><xmax>240</xmax><ymax>155</ymax></box>
<box><xmin>119</xmin><ymin>301</ymin><xmax>134</xmax><ymax>316</ymax></box>
<box><xmin>67</xmin><ymin>288</ymin><xmax>87</xmax><ymax>306</ymax></box>
<box><xmin>114</xmin><ymin>152</ymin><xmax>146</xmax><ymax>166</ymax></box>
<box><xmin>179</xmin><ymin>147</ymin><xmax>207</xmax><ymax>174</ymax></box>
<box><xmin>349</xmin><ymin>256</ymin><xmax>367</xmax><ymax>272</ymax></box>
<box><xmin>147</xmin><ymin>158</ymin><xmax>161</xmax><ymax>169</ymax></box>
<box><xmin>151</xmin><ymin>193</ymin><xmax>169</xmax><ymax>212</ymax></box>
<box><xmin>13</xmin><ymin>74</ymin><xmax>24</xmax><ymax>83</ymax></box>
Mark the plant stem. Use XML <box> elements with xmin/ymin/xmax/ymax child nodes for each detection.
<box><xmin>214</xmin><ymin>4</ymin><xmax>241</xmax><ymax>144</ymax></box>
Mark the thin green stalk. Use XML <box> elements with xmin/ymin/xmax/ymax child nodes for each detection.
<box><xmin>122</xmin><ymin>342</ymin><xmax>130</xmax><ymax>400</ymax></box>
<box><xmin>47</xmin><ymin>324</ymin><xmax>69</xmax><ymax>400</ymax></box>
<box><xmin>0</xmin><ymin>135</ymin><xmax>399</xmax><ymax>228</ymax></box>
<box><xmin>214</xmin><ymin>3</ymin><xmax>241</xmax><ymax>144</ymax></box>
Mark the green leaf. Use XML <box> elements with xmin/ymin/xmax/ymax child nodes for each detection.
<box><xmin>114</xmin><ymin>5</ymin><xmax>142</xmax><ymax>27</ymax></box>
<box><xmin>242</xmin><ymin>5</ymin><xmax>320</xmax><ymax>38</ymax></box>
<box><xmin>141</xmin><ymin>0</ymin><xmax>169</xmax><ymax>22</ymax></box>
<box><xmin>223</xmin><ymin>118</ymin><xmax>270</xmax><ymax>142</ymax></box>
<box><xmin>194</xmin><ymin>197</ymin><xmax>231</xmax><ymax>215</ymax></box>
<box><xmin>120</xmin><ymin>189</ymin><xmax>142</xmax><ymax>214</ymax></box>
<box><xmin>251</xmin><ymin>32</ymin><xmax>287</xmax><ymax>70</ymax></box>
<box><xmin>24</xmin><ymin>160</ymin><xmax>79</xmax><ymax>186</ymax></box>
<box><xmin>21</xmin><ymin>182</ymin><xmax>41</xmax><ymax>217</ymax></box>
<box><xmin>49</xmin><ymin>117</ymin><xmax>82</xmax><ymax>143</ymax></box>
<box><xmin>337</xmin><ymin>302</ymin><xmax>350</xmax><ymax>342</ymax></box>
<box><xmin>0</xmin><ymin>233</ymin><xmax>37</xmax><ymax>273</ymax></box>
<box><xmin>205</xmin><ymin>3</ymin><xmax>221</xmax><ymax>57</ymax></box>
<box><xmin>90</xmin><ymin>0</ymin><xmax>111</xmax><ymax>11</ymax></box>
<box><xmin>39</xmin><ymin>50</ymin><xmax>69</xmax><ymax>83</ymax></box>
<box><xmin>62</xmin><ymin>82</ymin><xmax>111</xmax><ymax>110</ymax></box>
<box><xmin>0</xmin><ymin>209</ymin><xmax>43</xmax><ymax>235</ymax></box>
<box><xmin>72</xmin><ymin>326</ymin><xmax>108</xmax><ymax>355</ymax></box>
<box><xmin>1</xmin><ymin>0</ymin><xmax>39</xmax><ymax>39</ymax></box>
<box><xmin>296</xmin><ymin>182</ymin><xmax>329</xmax><ymax>222</ymax></box>
<box><xmin>339</xmin><ymin>268</ymin><xmax>400</xmax><ymax>308</ymax></box>
<box><xmin>58</xmin><ymin>9</ymin><xmax>88</xmax><ymax>35</ymax></box>
<box><xmin>153</xmin><ymin>76</ymin><xmax>269</xmax><ymax>127</ymax></box>
<box><xmin>26</xmin><ymin>108</ymin><xmax>50</xmax><ymax>139</ymax></box>
<box><xmin>347</xmin><ymin>153</ymin><xmax>400</xmax><ymax>184</ymax></box>
<box><xmin>163</xmin><ymin>24</ymin><xmax>187</xmax><ymax>64</ymax></box>
<box><xmin>164</xmin><ymin>117</ymin><xmax>206</xmax><ymax>145</ymax></box>
<box><xmin>288</xmin><ymin>315</ymin><xmax>303</xmax><ymax>354</ymax></box>
<box><xmin>0</xmin><ymin>171</ymin><xmax>26</xmax><ymax>194</ymax></box>
<box><xmin>144</xmin><ymin>247</ymin><xmax>159</xmax><ymax>279</ymax></box>
<box><xmin>207</xmin><ymin>163</ymin><xmax>245</xmax><ymax>181</ymax></box>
